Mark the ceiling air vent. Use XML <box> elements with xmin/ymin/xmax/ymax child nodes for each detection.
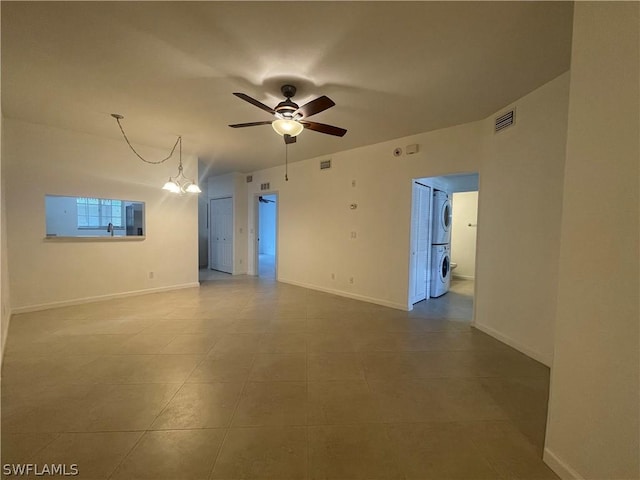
<box><xmin>495</xmin><ymin>109</ymin><xmax>515</xmax><ymax>133</ymax></box>
<box><xmin>246</xmin><ymin>175</ymin><xmax>253</xmax><ymax>183</ymax></box>
<box><xmin>260</xmin><ymin>182</ymin><xmax>270</xmax><ymax>191</ymax></box>
<box><xmin>320</xmin><ymin>159</ymin><xmax>332</xmax><ymax>170</ymax></box>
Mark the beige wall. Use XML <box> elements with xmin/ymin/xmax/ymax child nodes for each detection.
<box><xmin>1</xmin><ymin>112</ymin><xmax>10</xmax><ymax>358</ymax></box>
<box><xmin>544</xmin><ymin>3</ymin><xmax>640</xmax><ymax>479</ymax></box>
<box><xmin>474</xmin><ymin>73</ymin><xmax>570</xmax><ymax>366</ymax></box>
<box><xmin>1</xmin><ymin>2</ymin><xmax>10</xmax><ymax>357</ymax></box>
<box><xmin>232</xmin><ymin>173</ymin><xmax>248</xmax><ymax>275</ymax></box>
<box><xmin>450</xmin><ymin>191</ymin><xmax>478</xmax><ymax>279</ymax></box>
<box><xmin>4</xmin><ymin>119</ymin><xmax>199</xmax><ymax>312</ymax></box>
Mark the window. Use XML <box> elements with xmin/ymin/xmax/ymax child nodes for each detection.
<box><xmin>76</xmin><ymin>197</ymin><xmax>123</xmax><ymax>228</ymax></box>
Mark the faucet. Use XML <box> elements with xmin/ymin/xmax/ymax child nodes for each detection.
<box><xmin>107</xmin><ymin>223</ymin><xmax>114</xmax><ymax>237</ymax></box>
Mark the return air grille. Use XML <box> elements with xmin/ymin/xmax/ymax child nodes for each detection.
<box><xmin>320</xmin><ymin>159</ymin><xmax>332</xmax><ymax>170</ymax></box>
<box><xmin>495</xmin><ymin>109</ymin><xmax>515</xmax><ymax>133</ymax></box>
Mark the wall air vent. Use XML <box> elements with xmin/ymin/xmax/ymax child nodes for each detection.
<box><xmin>495</xmin><ymin>109</ymin><xmax>516</xmax><ymax>133</ymax></box>
<box><xmin>246</xmin><ymin>175</ymin><xmax>253</xmax><ymax>183</ymax></box>
<box><xmin>320</xmin><ymin>159</ymin><xmax>332</xmax><ymax>170</ymax></box>
<box><xmin>260</xmin><ymin>182</ymin><xmax>270</xmax><ymax>191</ymax></box>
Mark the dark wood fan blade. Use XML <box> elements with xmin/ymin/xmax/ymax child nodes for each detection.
<box><xmin>294</xmin><ymin>96</ymin><xmax>335</xmax><ymax>118</ymax></box>
<box><xmin>233</xmin><ymin>93</ymin><xmax>275</xmax><ymax>115</ymax></box>
<box><xmin>284</xmin><ymin>134</ymin><xmax>297</xmax><ymax>144</ymax></box>
<box><xmin>301</xmin><ymin>121</ymin><xmax>347</xmax><ymax>137</ymax></box>
<box><xmin>228</xmin><ymin>121</ymin><xmax>273</xmax><ymax>128</ymax></box>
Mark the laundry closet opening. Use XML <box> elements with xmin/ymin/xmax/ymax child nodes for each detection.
<box><xmin>408</xmin><ymin>173</ymin><xmax>479</xmax><ymax>321</ymax></box>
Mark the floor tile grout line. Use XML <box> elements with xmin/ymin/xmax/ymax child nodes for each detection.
<box><xmin>104</xmin><ymin>429</ymin><xmax>146</xmax><ymax>480</ymax></box>
<box><xmin>305</xmin><ymin>325</ymin><xmax>310</xmax><ymax>480</ymax></box>
<box><xmin>206</xmin><ymin>349</ymin><xmax>259</xmax><ymax>480</ymax></box>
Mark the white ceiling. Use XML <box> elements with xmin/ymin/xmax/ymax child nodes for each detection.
<box><xmin>1</xmin><ymin>1</ymin><xmax>573</xmax><ymax>176</ymax></box>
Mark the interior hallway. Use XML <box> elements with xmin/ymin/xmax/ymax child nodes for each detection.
<box><xmin>1</xmin><ymin>276</ymin><xmax>557</xmax><ymax>479</ymax></box>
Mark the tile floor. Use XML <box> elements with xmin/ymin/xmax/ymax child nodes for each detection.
<box><xmin>1</xmin><ymin>277</ymin><xmax>558</xmax><ymax>479</ymax></box>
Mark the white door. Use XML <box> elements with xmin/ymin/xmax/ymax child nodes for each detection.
<box><xmin>410</xmin><ymin>182</ymin><xmax>431</xmax><ymax>304</ymax></box>
<box><xmin>209</xmin><ymin>197</ymin><xmax>233</xmax><ymax>273</ymax></box>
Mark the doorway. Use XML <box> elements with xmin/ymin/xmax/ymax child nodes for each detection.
<box><xmin>256</xmin><ymin>194</ymin><xmax>277</xmax><ymax>279</ymax></box>
<box><xmin>408</xmin><ymin>173</ymin><xmax>479</xmax><ymax>319</ymax></box>
<box><xmin>209</xmin><ymin>197</ymin><xmax>233</xmax><ymax>274</ymax></box>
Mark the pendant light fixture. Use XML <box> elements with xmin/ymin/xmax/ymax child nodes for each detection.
<box><xmin>161</xmin><ymin>136</ymin><xmax>201</xmax><ymax>194</ymax></box>
<box><xmin>111</xmin><ymin>114</ymin><xmax>201</xmax><ymax>194</ymax></box>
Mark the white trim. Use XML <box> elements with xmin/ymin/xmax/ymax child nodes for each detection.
<box><xmin>472</xmin><ymin>321</ymin><xmax>552</xmax><ymax>366</ymax></box>
<box><xmin>11</xmin><ymin>282</ymin><xmax>200</xmax><ymax>314</ymax></box>
<box><xmin>543</xmin><ymin>448</ymin><xmax>584</xmax><ymax>480</ymax></box>
<box><xmin>279</xmin><ymin>277</ymin><xmax>409</xmax><ymax>311</ymax></box>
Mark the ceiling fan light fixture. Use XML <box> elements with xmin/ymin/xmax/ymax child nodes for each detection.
<box><xmin>272</xmin><ymin>118</ymin><xmax>304</xmax><ymax>137</ymax></box>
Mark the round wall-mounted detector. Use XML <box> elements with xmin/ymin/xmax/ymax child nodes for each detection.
<box><xmin>393</xmin><ymin>147</ymin><xmax>402</xmax><ymax>157</ymax></box>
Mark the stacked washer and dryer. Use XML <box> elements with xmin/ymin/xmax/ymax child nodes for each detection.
<box><xmin>430</xmin><ymin>190</ymin><xmax>452</xmax><ymax>297</ymax></box>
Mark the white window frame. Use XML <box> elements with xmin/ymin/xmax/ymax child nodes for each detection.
<box><xmin>76</xmin><ymin>197</ymin><xmax>124</xmax><ymax>229</ymax></box>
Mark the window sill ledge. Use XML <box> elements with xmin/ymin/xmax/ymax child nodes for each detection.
<box><xmin>44</xmin><ymin>236</ymin><xmax>146</xmax><ymax>242</ymax></box>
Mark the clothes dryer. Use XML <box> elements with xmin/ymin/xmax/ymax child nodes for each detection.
<box><xmin>432</xmin><ymin>190</ymin><xmax>451</xmax><ymax>245</ymax></box>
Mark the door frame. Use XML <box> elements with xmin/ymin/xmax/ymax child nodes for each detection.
<box><xmin>254</xmin><ymin>192</ymin><xmax>279</xmax><ymax>279</ymax></box>
<box><xmin>408</xmin><ymin>181</ymin><xmax>433</xmax><ymax>307</ymax></box>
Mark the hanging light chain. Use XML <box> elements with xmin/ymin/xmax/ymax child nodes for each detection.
<box><xmin>112</xmin><ymin>114</ymin><xmax>200</xmax><ymax>194</ymax></box>
<box><xmin>112</xmin><ymin>114</ymin><xmax>179</xmax><ymax>165</ymax></box>
<box><xmin>285</xmin><ymin>142</ymin><xmax>289</xmax><ymax>182</ymax></box>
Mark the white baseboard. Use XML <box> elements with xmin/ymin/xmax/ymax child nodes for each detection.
<box><xmin>472</xmin><ymin>321</ymin><xmax>552</xmax><ymax>366</ymax></box>
<box><xmin>543</xmin><ymin>448</ymin><xmax>584</xmax><ymax>479</ymax></box>
<box><xmin>278</xmin><ymin>278</ymin><xmax>409</xmax><ymax>311</ymax></box>
<box><xmin>11</xmin><ymin>282</ymin><xmax>201</xmax><ymax>315</ymax></box>
<box><xmin>452</xmin><ymin>273</ymin><xmax>474</xmax><ymax>280</ymax></box>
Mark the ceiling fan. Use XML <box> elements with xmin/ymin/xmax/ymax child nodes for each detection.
<box><xmin>229</xmin><ymin>85</ymin><xmax>347</xmax><ymax>144</ymax></box>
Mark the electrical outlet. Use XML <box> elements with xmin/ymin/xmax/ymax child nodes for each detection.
<box><xmin>350</xmin><ymin>231</ymin><xmax>357</xmax><ymax>239</ymax></box>
<box><xmin>239</xmin><ymin>259</ymin><xmax>243</xmax><ymax>264</ymax></box>
<box><xmin>331</xmin><ymin>273</ymin><xmax>335</xmax><ymax>280</ymax></box>
<box><xmin>349</xmin><ymin>277</ymin><xmax>354</xmax><ymax>284</ymax></box>
<box><xmin>148</xmin><ymin>271</ymin><xmax>154</xmax><ymax>279</ymax></box>
<box><xmin>352</xmin><ymin>180</ymin><xmax>356</xmax><ymax>187</ymax></box>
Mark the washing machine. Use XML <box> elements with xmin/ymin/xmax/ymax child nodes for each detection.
<box><xmin>432</xmin><ymin>190</ymin><xmax>451</xmax><ymax>245</ymax></box>
<box><xmin>430</xmin><ymin>244</ymin><xmax>451</xmax><ymax>298</ymax></box>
